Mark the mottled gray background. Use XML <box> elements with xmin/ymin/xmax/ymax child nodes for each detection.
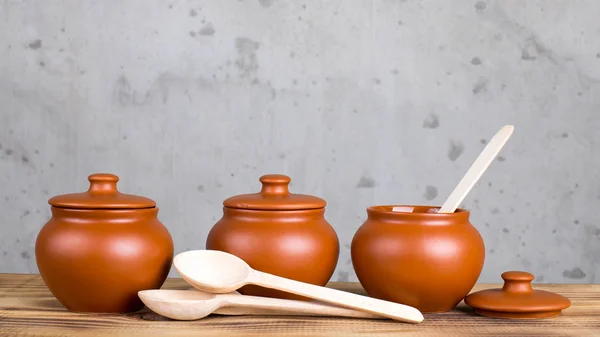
<box><xmin>1</xmin><ymin>0</ymin><xmax>599</xmax><ymax>284</ymax></box>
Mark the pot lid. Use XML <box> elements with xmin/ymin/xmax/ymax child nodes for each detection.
<box><xmin>223</xmin><ymin>174</ymin><xmax>326</xmax><ymax>210</ymax></box>
<box><xmin>464</xmin><ymin>271</ymin><xmax>571</xmax><ymax>319</ymax></box>
<box><xmin>48</xmin><ymin>173</ymin><xmax>156</xmax><ymax>209</ymax></box>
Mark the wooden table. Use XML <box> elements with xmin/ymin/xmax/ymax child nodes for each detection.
<box><xmin>0</xmin><ymin>274</ymin><xmax>598</xmax><ymax>336</ymax></box>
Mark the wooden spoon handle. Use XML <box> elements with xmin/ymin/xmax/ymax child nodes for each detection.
<box><xmin>217</xmin><ymin>295</ymin><xmax>385</xmax><ymax>319</ymax></box>
<box><xmin>248</xmin><ymin>271</ymin><xmax>423</xmax><ymax>323</ymax></box>
<box><xmin>215</xmin><ymin>307</ymin><xmax>374</xmax><ymax>317</ymax></box>
<box><xmin>438</xmin><ymin>125</ymin><xmax>514</xmax><ymax>213</ymax></box>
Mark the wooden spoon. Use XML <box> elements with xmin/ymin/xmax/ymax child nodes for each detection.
<box><xmin>437</xmin><ymin>125</ymin><xmax>514</xmax><ymax>213</ymax></box>
<box><xmin>173</xmin><ymin>250</ymin><xmax>424</xmax><ymax>323</ymax></box>
<box><xmin>393</xmin><ymin>125</ymin><xmax>514</xmax><ymax>214</ymax></box>
<box><xmin>138</xmin><ymin>289</ymin><xmax>386</xmax><ymax>321</ymax></box>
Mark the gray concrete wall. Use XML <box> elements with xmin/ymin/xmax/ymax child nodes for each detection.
<box><xmin>1</xmin><ymin>0</ymin><xmax>599</xmax><ymax>283</ymax></box>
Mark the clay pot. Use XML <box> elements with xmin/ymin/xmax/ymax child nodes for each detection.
<box><xmin>206</xmin><ymin>174</ymin><xmax>339</xmax><ymax>301</ymax></box>
<box><xmin>35</xmin><ymin>173</ymin><xmax>174</xmax><ymax>313</ymax></box>
<box><xmin>351</xmin><ymin>205</ymin><xmax>485</xmax><ymax>313</ymax></box>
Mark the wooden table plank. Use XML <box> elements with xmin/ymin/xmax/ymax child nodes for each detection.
<box><xmin>0</xmin><ymin>273</ymin><xmax>598</xmax><ymax>336</ymax></box>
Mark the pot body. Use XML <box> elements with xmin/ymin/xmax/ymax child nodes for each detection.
<box><xmin>206</xmin><ymin>207</ymin><xmax>339</xmax><ymax>301</ymax></box>
<box><xmin>351</xmin><ymin>205</ymin><xmax>485</xmax><ymax>313</ymax></box>
<box><xmin>35</xmin><ymin>207</ymin><xmax>174</xmax><ymax>313</ymax></box>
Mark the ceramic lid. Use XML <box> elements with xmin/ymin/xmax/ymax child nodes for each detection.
<box><xmin>48</xmin><ymin>173</ymin><xmax>156</xmax><ymax>209</ymax></box>
<box><xmin>223</xmin><ymin>174</ymin><xmax>326</xmax><ymax>210</ymax></box>
<box><xmin>464</xmin><ymin>271</ymin><xmax>571</xmax><ymax>319</ymax></box>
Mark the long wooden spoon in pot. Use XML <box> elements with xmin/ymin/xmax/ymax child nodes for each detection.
<box><xmin>393</xmin><ymin>124</ymin><xmax>514</xmax><ymax>213</ymax></box>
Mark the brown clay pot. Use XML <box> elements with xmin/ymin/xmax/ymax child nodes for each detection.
<box><xmin>35</xmin><ymin>173</ymin><xmax>174</xmax><ymax>313</ymax></box>
<box><xmin>351</xmin><ymin>205</ymin><xmax>485</xmax><ymax>313</ymax></box>
<box><xmin>206</xmin><ymin>174</ymin><xmax>339</xmax><ymax>301</ymax></box>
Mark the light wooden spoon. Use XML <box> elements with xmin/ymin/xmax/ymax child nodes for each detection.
<box><xmin>173</xmin><ymin>250</ymin><xmax>424</xmax><ymax>324</ymax></box>
<box><xmin>393</xmin><ymin>125</ymin><xmax>514</xmax><ymax>214</ymax></box>
<box><xmin>138</xmin><ymin>289</ymin><xmax>386</xmax><ymax>321</ymax></box>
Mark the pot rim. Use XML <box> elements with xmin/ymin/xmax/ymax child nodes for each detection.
<box><xmin>366</xmin><ymin>205</ymin><xmax>470</xmax><ymax>221</ymax></box>
<box><xmin>368</xmin><ymin>205</ymin><xmax>469</xmax><ymax>214</ymax></box>
<box><xmin>48</xmin><ymin>202</ymin><xmax>157</xmax><ymax>210</ymax></box>
<box><xmin>50</xmin><ymin>206</ymin><xmax>157</xmax><ymax>211</ymax></box>
<box><xmin>49</xmin><ymin>206</ymin><xmax>160</xmax><ymax>218</ymax></box>
<box><xmin>218</xmin><ymin>207</ymin><xmax>328</xmax><ymax>224</ymax></box>
<box><xmin>222</xmin><ymin>205</ymin><xmax>325</xmax><ymax>212</ymax></box>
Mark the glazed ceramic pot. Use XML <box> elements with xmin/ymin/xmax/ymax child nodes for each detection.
<box><xmin>35</xmin><ymin>173</ymin><xmax>174</xmax><ymax>313</ymax></box>
<box><xmin>206</xmin><ymin>174</ymin><xmax>339</xmax><ymax>301</ymax></box>
<box><xmin>351</xmin><ymin>205</ymin><xmax>485</xmax><ymax>313</ymax></box>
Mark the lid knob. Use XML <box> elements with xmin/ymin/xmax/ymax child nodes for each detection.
<box><xmin>259</xmin><ymin>174</ymin><xmax>291</xmax><ymax>196</ymax></box>
<box><xmin>88</xmin><ymin>173</ymin><xmax>120</xmax><ymax>194</ymax></box>
<box><xmin>501</xmin><ymin>271</ymin><xmax>534</xmax><ymax>293</ymax></box>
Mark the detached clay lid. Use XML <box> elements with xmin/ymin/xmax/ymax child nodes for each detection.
<box><xmin>464</xmin><ymin>271</ymin><xmax>571</xmax><ymax>319</ymax></box>
<box><xmin>223</xmin><ymin>174</ymin><xmax>326</xmax><ymax>210</ymax></box>
<box><xmin>48</xmin><ymin>173</ymin><xmax>156</xmax><ymax>209</ymax></box>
